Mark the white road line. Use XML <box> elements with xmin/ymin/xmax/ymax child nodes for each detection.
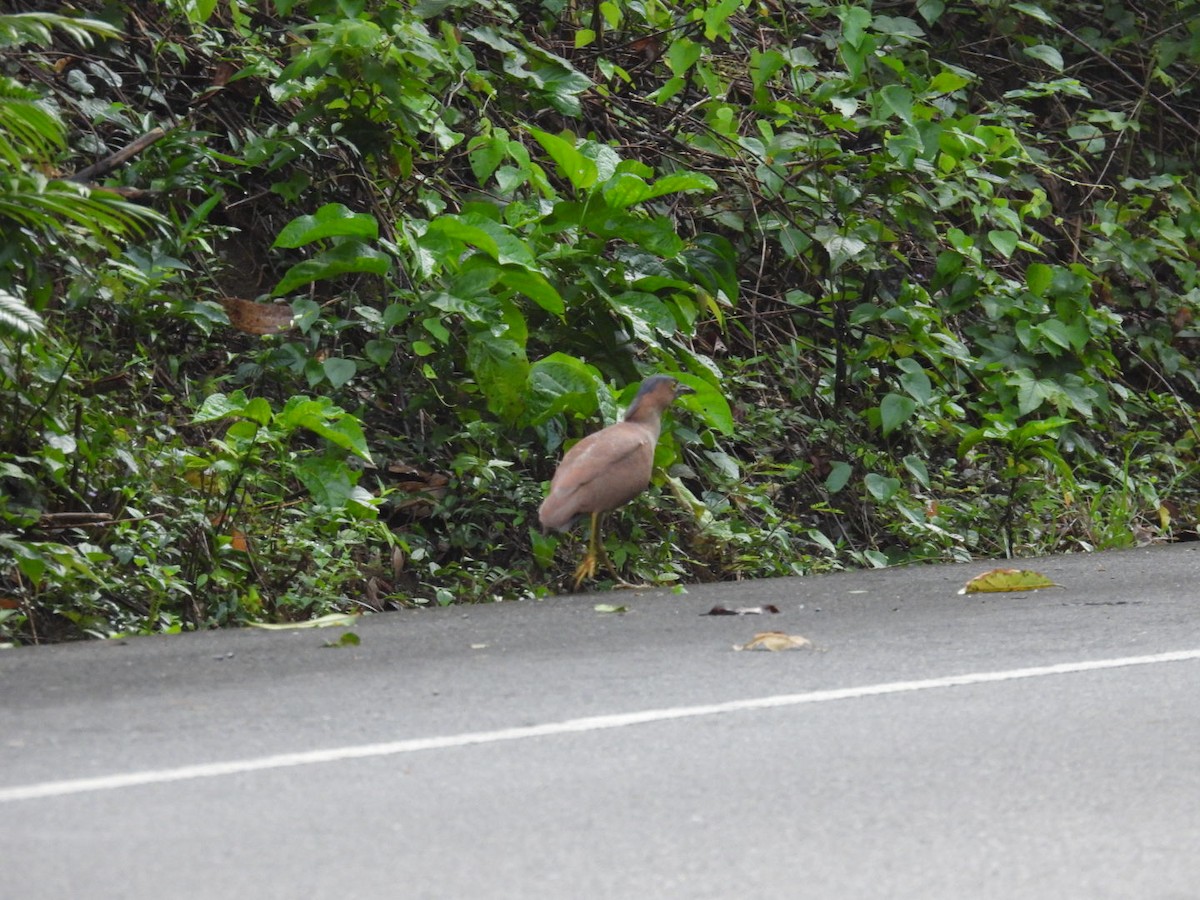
<box><xmin>4</xmin><ymin>648</ymin><xmax>1198</xmax><ymax>804</ymax></box>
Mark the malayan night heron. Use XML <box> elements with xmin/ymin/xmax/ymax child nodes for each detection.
<box><xmin>538</xmin><ymin>375</ymin><xmax>694</xmax><ymax>589</ymax></box>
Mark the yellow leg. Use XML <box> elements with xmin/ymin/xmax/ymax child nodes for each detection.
<box><xmin>571</xmin><ymin>512</ymin><xmax>602</xmax><ymax>590</ymax></box>
<box><xmin>571</xmin><ymin>512</ymin><xmax>640</xmax><ymax>590</ymax></box>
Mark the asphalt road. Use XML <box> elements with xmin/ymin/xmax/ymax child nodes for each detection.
<box><xmin>3</xmin><ymin>545</ymin><xmax>1200</xmax><ymax>899</ymax></box>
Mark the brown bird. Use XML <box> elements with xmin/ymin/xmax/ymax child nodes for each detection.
<box><xmin>539</xmin><ymin>375</ymin><xmax>694</xmax><ymax>590</ymax></box>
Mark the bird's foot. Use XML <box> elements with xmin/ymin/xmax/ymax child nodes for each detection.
<box><xmin>572</xmin><ymin>553</ymin><xmax>598</xmax><ymax>591</ymax></box>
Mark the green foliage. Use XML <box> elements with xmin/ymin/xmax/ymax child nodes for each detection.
<box><xmin>3</xmin><ymin>0</ymin><xmax>1200</xmax><ymax>642</ymax></box>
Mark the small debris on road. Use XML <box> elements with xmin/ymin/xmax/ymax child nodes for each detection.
<box><xmin>733</xmin><ymin>631</ymin><xmax>813</xmax><ymax>652</ymax></box>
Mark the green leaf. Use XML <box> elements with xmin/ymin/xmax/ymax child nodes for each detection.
<box><xmin>602</xmin><ymin>172</ymin><xmax>652</xmax><ymax>208</ymax></box>
<box><xmin>498</xmin><ymin>267</ymin><xmax>564</xmax><ymax>315</ymax></box>
<box><xmin>825</xmin><ymin>461</ymin><xmax>853</xmax><ymax>493</ymax></box>
<box><xmin>1011</xmin><ymin>2</ymin><xmax>1057</xmax><ymax>25</ymax></box>
<box><xmin>193</xmin><ymin>391</ymin><xmax>248</xmax><ymax>423</ymax></box>
<box><xmin>667</xmin><ymin>37</ymin><xmax>703</xmax><ymax>77</ymax></box>
<box><xmin>467</xmin><ymin>331</ymin><xmax>529</xmax><ymax>423</ymax></box>
<box><xmin>528</xmin><ymin>127</ymin><xmax>598</xmax><ymax>191</ymax></box>
<box><xmin>903</xmin><ymin>455</ymin><xmax>931</xmax><ymax>489</ymax></box>
<box><xmin>364</xmin><ymin>339</ymin><xmax>394</xmax><ymax>369</ymax></box>
<box><xmin>916</xmin><ymin>0</ymin><xmax>945</xmax><ymax>24</ymax></box>
<box><xmin>423</xmin><ymin>216</ymin><xmax>500</xmax><ymax>259</ymax></box>
<box><xmin>322</xmin><ymin>357</ymin><xmax>357</xmax><ymax>388</ymax></box>
<box><xmin>273</xmin><ymin>204</ymin><xmax>378</xmax><ymax>248</ymax></box>
<box><xmin>609</xmin><ymin>291</ymin><xmax>676</xmax><ymax>342</ymax></box>
<box><xmin>1026</xmin><ymin>262</ymin><xmax>1054</xmax><ymax>296</ymax></box>
<box><xmin>837</xmin><ymin>5</ymin><xmax>873</xmax><ymax>49</ymax></box>
<box><xmin>279</xmin><ymin>397</ymin><xmax>371</xmax><ymax>460</ymax></box>
<box><xmin>674</xmin><ymin>374</ymin><xmax>734</xmax><ymax>435</ymax></box>
<box><xmin>880</xmin><ymin>393</ymin><xmax>917</xmax><ymax>436</ymax></box>
<box><xmin>930</xmin><ymin>70</ymin><xmax>970</xmax><ymax>93</ymax></box>
<box><xmin>272</xmin><ymin>243</ymin><xmax>391</xmax><ymax>296</ymax></box>
<box><xmin>528</xmin><ymin>353</ymin><xmax>602</xmax><ymax>424</ymax></box>
<box><xmin>897</xmin><ymin>358</ymin><xmax>933</xmax><ymax>404</ymax></box>
<box><xmin>815</xmin><ymin>227</ymin><xmax>867</xmax><ymax>271</ymax></box>
<box><xmin>987</xmin><ymin>230</ymin><xmax>1019</xmax><ymax>258</ymax></box>
<box><xmin>1024</xmin><ymin>44</ymin><xmax>1064</xmax><ymax>72</ymax></box>
<box><xmin>864</xmin><ymin>472</ymin><xmax>901</xmax><ymax>502</ymax></box>
<box><xmin>294</xmin><ymin>454</ymin><xmax>357</xmax><ymax>508</ymax></box>
<box><xmin>646</xmin><ymin>171</ymin><xmax>718</xmax><ymax>200</ymax></box>
<box><xmin>879</xmin><ymin>84</ymin><xmax>914</xmax><ymax>125</ymax></box>
<box><xmin>241</xmin><ymin>397</ymin><xmax>273</xmax><ymax>427</ymax></box>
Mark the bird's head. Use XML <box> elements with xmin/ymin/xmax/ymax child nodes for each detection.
<box><xmin>624</xmin><ymin>375</ymin><xmax>695</xmax><ymax>422</ymax></box>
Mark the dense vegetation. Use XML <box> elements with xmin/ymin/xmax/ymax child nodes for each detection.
<box><xmin>2</xmin><ymin>0</ymin><xmax>1199</xmax><ymax>643</ymax></box>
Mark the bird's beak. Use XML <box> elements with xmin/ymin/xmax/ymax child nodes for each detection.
<box><xmin>676</xmin><ymin>383</ymin><xmax>697</xmax><ymax>396</ymax></box>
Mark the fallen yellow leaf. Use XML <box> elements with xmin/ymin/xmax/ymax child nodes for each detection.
<box><xmin>959</xmin><ymin>568</ymin><xmax>1060</xmax><ymax>594</ymax></box>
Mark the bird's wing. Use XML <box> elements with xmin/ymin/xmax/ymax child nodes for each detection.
<box><xmin>548</xmin><ymin>423</ymin><xmax>652</xmax><ymax>497</ymax></box>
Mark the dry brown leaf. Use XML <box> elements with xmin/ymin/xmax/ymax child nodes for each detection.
<box><xmin>219</xmin><ymin>297</ymin><xmax>294</xmax><ymax>335</ymax></box>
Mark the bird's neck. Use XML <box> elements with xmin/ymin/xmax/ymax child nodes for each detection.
<box><xmin>623</xmin><ymin>407</ymin><xmax>664</xmax><ymax>440</ymax></box>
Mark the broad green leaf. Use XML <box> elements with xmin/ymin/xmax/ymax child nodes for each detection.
<box><xmin>880</xmin><ymin>393</ymin><xmax>916</xmax><ymax>436</ymax></box>
<box><xmin>602</xmin><ymin>172</ymin><xmax>652</xmax><ymax>208</ymax></box>
<box><xmin>499</xmin><ymin>267</ymin><xmax>564</xmax><ymax>315</ymax></box>
<box><xmin>193</xmin><ymin>391</ymin><xmax>249</xmax><ymax>423</ymax></box>
<box><xmin>241</xmin><ymin>397</ymin><xmax>273</xmax><ymax>427</ymax></box>
<box><xmin>610</xmin><ymin>291</ymin><xmax>675</xmax><ymax>342</ymax></box>
<box><xmin>815</xmin><ymin>226</ymin><xmax>867</xmax><ymax>271</ymax></box>
<box><xmin>930</xmin><ymin>70</ymin><xmax>970</xmax><ymax>93</ymax></box>
<box><xmin>897</xmin><ymin>361</ymin><xmax>933</xmax><ymax>404</ymax></box>
<box><xmin>645</xmin><ymin>171</ymin><xmax>718</xmax><ymax>200</ymax></box>
<box><xmin>294</xmin><ymin>454</ymin><xmax>357</xmax><ymax>508</ymax></box>
<box><xmin>424</xmin><ymin>216</ymin><xmax>500</xmax><ymax>259</ymax></box>
<box><xmin>528</xmin><ymin>127</ymin><xmax>598</xmax><ymax>190</ymax></box>
<box><xmin>825</xmin><ymin>461</ymin><xmax>853</xmax><ymax>493</ymax></box>
<box><xmin>1026</xmin><ymin>262</ymin><xmax>1054</xmax><ymax>296</ymax></box>
<box><xmin>702</xmin><ymin>0</ymin><xmax>742</xmax><ymax>40</ymax></box>
<box><xmin>987</xmin><ymin>229</ymin><xmax>1019</xmax><ymax>258</ymax></box>
<box><xmin>667</xmin><ymin>37</ymin><xmax>702</xmax><ymax>77</ymax></box>
<box><xmin>467</xmin><ymin>134</ymin><xmax>508</xmax><ymax>184</ymax></box>
<box><xmin>751</xmin><ymin>49</ymin><xmax>788</xmax><ymax>91</ymax></box>
<box><xmin>279</xmin><ymin>397</ymin><xmax>371</xmax><ymax>460</ymax></box>
<box><xmin>916</xmin><ymin>0</ymin><xmax>945</xmax><ymax>24</ymax></box>
<box><xmin>322</xmin><ymin>357</ymin><xmax>357</xmax><ymax>388</ymax></box>
<box><xmin>467</xmin><ymin>331</ymin><xmax>529</xmax><ymax>423</ymax></box>
<box><xmin>1011</xmin><ymin>2</ymin><xmax>1057</xmax><ymax>25</ymax></box>
<box><xmin>364</xmin><ymin>339</ymin><xmax>394</xmax><ymax>369</ymax></box>
<box><xmin>1068</xmin><ymin>123</ymin><xmax>1105</xmax><ymax>154</ymax></box>
<box><xmin>864</xmin><ymin>472</ymin><xmax>901</xmax><ymax>502</ymax></box>
<box><xmin>903</xmin><ymin>455</ymin><xmax>930</xmax><ymax>489</ymax></box>
<box><xmin>528</xmin><ymin>353</ymin><xmax>601</xmax><ymax>424</ymax></box>
<box><xmin>879</xmin><ymin>84</ymin><xmax>914</xmax><ymax>125</ymax></box>
<box><xmin>273</xmin><ymin>204</ymin><xmax>378</xmax><ymax>248</ymax></box>
<box><xmin>272</xmin><ymin>243</ymin><xmax>390</xmax><ymax>296</ymax></box>
<box><xmin>674</xmin><ymin>374</ymin><xmax>734</xmax><ymax>435</ymax></box>
<box><xmin>837</xmin><ymin>5</ymin><xmax>873</xmax><ymax>49</ymax></box>
<box><xmin>1024</xmin><ymin>44</ymin><xmax>1064</xmax><ymax>72</ymax></box>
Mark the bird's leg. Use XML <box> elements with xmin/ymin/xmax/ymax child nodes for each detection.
<box><xmin>572</xmin><ymin>511</ymin><xmax>602</xmax><ymax>591</ymax></box>
<box><xmin>594</xmin><ymin>517</ymin><xmax>637</xmax><ymax>587</ymax></box>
